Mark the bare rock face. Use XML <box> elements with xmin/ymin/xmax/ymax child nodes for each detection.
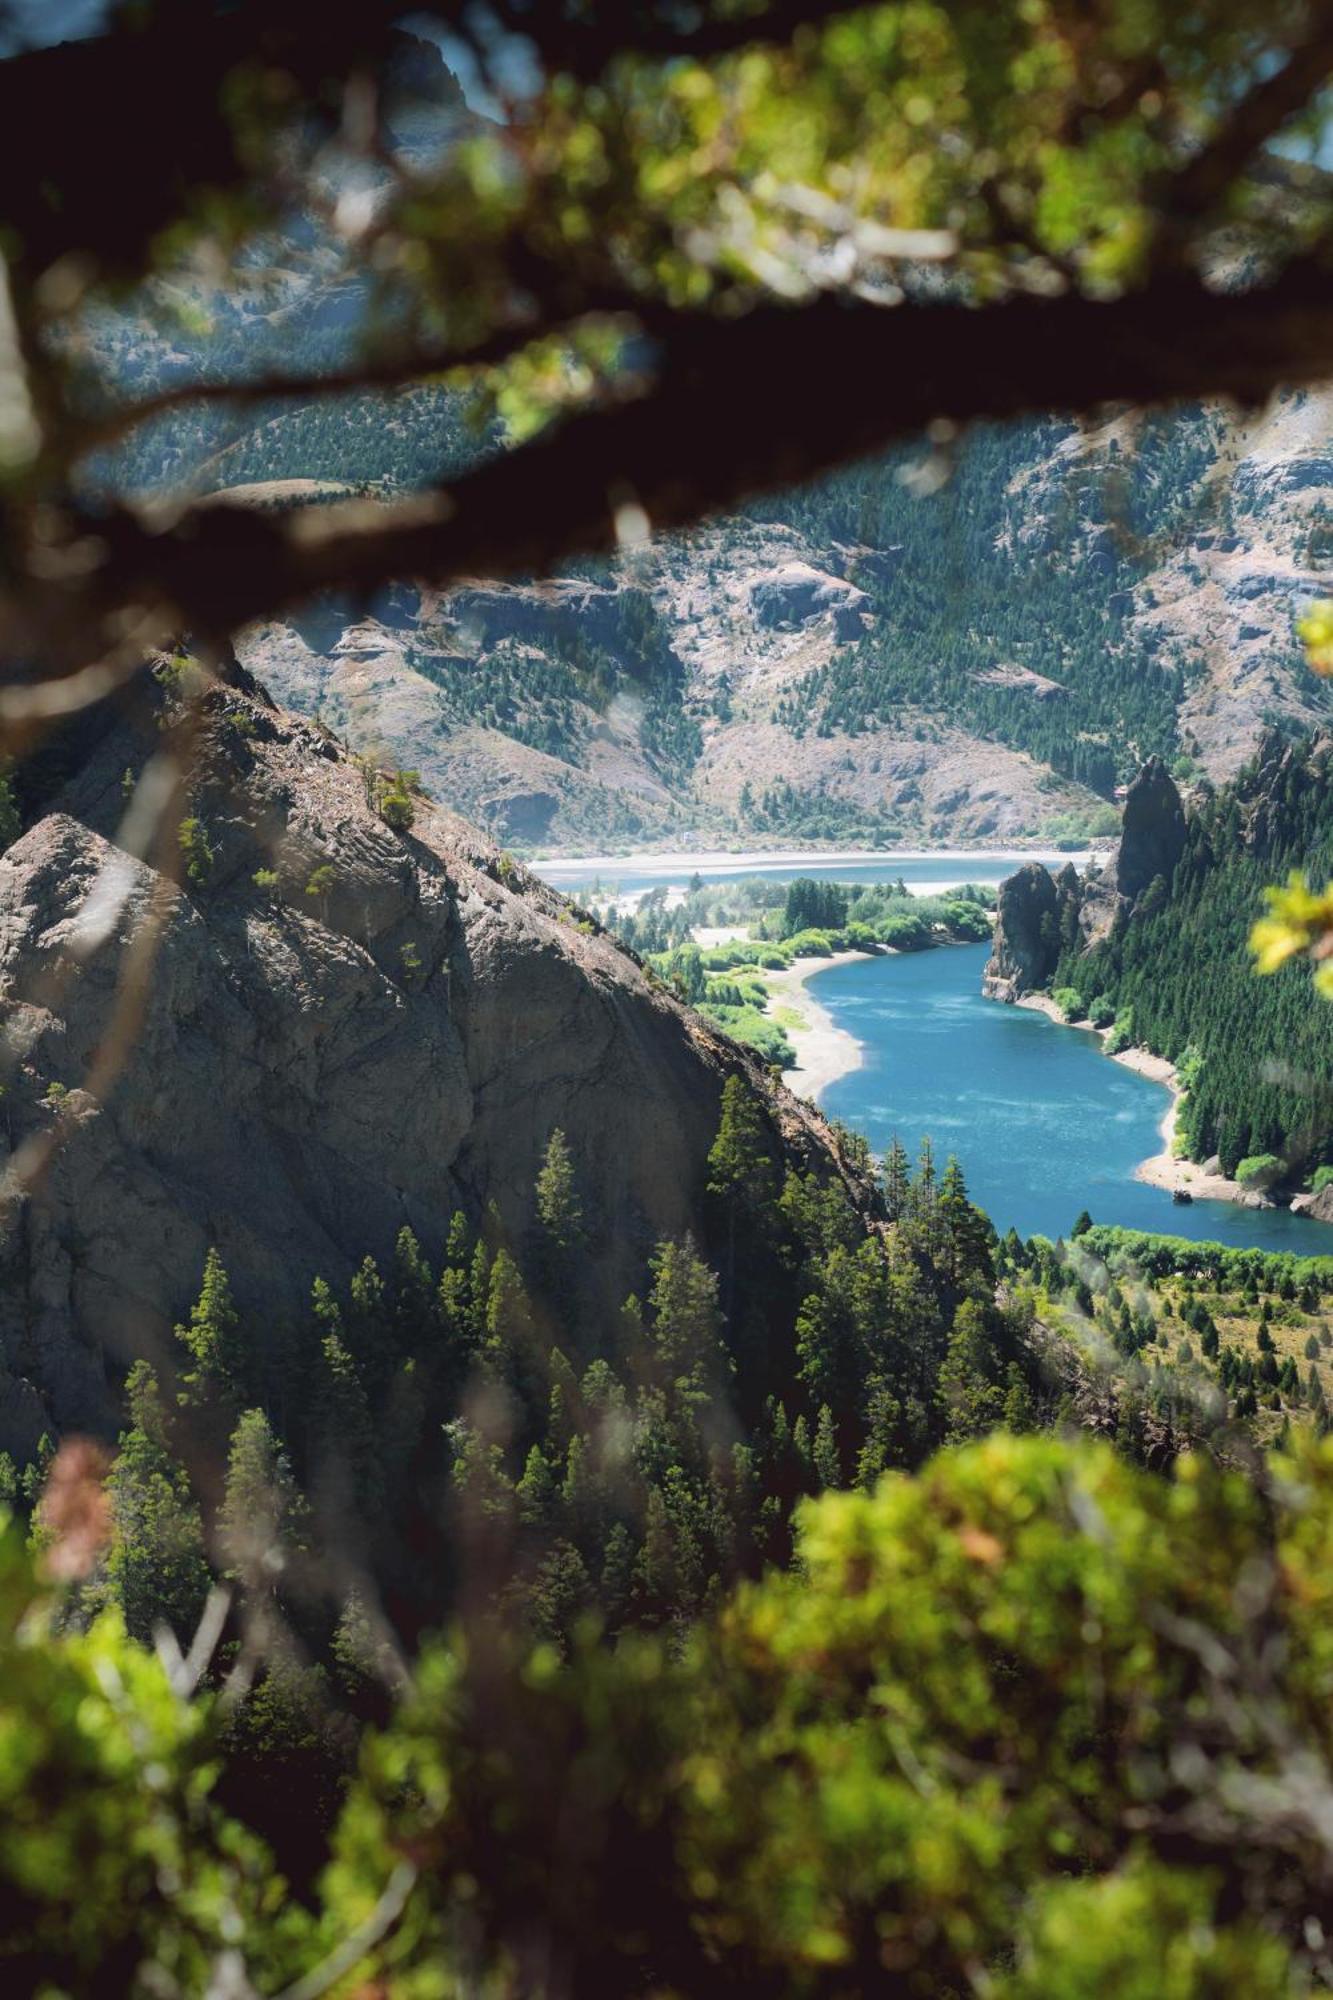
<box><xmin>982</xmin><ymin>862</ymin><xmax>1060</xmax><ymax>1001</ymax></box>
<box><xmin>1103</xmin><ymin>757</ymin><xmax>1186</xmax><ymax>903</ymax></box>
<box><xmin>1072</xmin><ymin>756</ymin><xmax>1185</xmax><ymax>950</ymax></box>
<box><xmin>0</xmin><ymin>679</ymin><xmax>860</xmax><ymax>1457</ymax></box>
<box><xmin>748</xmin><ymin>563</ymin><xmax>870</xmax><ymax>640</ymax></box>
<box><xmin>1292</xmin><ymin>1184</ymin><xmax>1333</xmax><ymax>1223</ymax></box>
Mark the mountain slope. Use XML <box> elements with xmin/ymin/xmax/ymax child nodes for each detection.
<box><xmin>0</xmin><ymin>661</ymin><xmax>864</xmax><ymax>1458</ymax></box>
<box><xmin>984</xmin><ymin>737</ymin><xmax>1333</xmax><ymax>1186</ymax></box>
<box><xmin>232</xmin><ymin>399</ymin><xmax>1333</xmax><ymax>851</ymax></box>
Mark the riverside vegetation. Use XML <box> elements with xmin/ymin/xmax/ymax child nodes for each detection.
<box><xmin>595</xmin><ymin>874</ymin><xmax>994</xmax><ymax>1067</ymax></box>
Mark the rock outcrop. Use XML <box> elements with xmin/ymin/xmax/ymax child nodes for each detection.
<box><xmin>1292</xmin><ymin>1184</ymin><xmax>1333</xmax><ymax>1223</ymax></box>
<box><xmin>1101</xmin><ymin>757</ymin><xmax>1186</xmax><ymax>904</ymax></box>
<box><xmin>0</xmin><ymin>673</ymin><xmax>867</xmax><ymax>1458</ymax></box>
<box><xmin>981</xmin><ymin>862</ymin><xmax>1061</xmax><ymax>1001</ymax></box>
<box><xmin>748</xmin><ymin>563</ymin><xmax>869</xmax><ymax>639</ymax></box>
<box><xmin>983</xmin><ymin>760</ymin><xmax>1187</xmax><ymax>999</ymax></box>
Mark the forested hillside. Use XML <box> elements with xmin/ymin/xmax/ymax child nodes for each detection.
<box><xmin>199</xmin><ymin>399</ymin><xmax>1333</xmax><ymax>850</ymax></box>
<box><xmin>1050</xmin><ymin>736</ymin><xmax>1333</xmax><ymax>1180</ymax></box>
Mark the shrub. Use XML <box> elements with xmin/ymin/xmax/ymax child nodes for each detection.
<box><xmin>1052</xmin><ymin>986</ymin><xmax>1085</xmax><ymax>1022</ymax></box>
<box><xmin>331</xmin><ymin>1434</ymin><xmax>1333</xmax><ymax>1997</ymax></box>
<box><xmin>875</xmin><ymin>908</ymin><xmax>932</xmax><ymax>951</ymax></box>
<box><xmin>1104</xmin><ymin>1006</ymin><xmax>1135</xmax><ymax>1055</ymax></box>
<box><xmin>1312</xmin><ymin>1165</ymin><xmax>1333</xmax><ymax>1195</ymax></box>
<box><xmin>178</xmin><ymin>816</ymin><xmax>214</xmax><ymax>886</ymax></box>
<box><xmin>786</xmin><ymin>928</ymin><xmax>836</xmax><ymax>959</ymax></box>
<box><xmin>1237</xmin><ymin>1153</ymin><xmax>1284</xmax><ymax>1192</ymax></box>
<box><xmin>377</xmin><ymin>771</ymin><xmax>417</xmax><ymax>832</ymax></box>
<box><xmin>1088</xmin><ymin>996</ymin><xmax>1116</xmax><ymax>1030</ymax></box>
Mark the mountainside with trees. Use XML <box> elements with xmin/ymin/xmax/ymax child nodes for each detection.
<box><xmin>61</xmin><ymin>43</ymin><xmax>1333</xmax><ymax>852</ymax></box>
<box><xmin>171</xmin><ymin>379</ymin><xmax>1333</xmax><ymax>851</ymax></box>
<box><xmin>986</xmin><ymin>735</ymin><xmax>1333</xmax><ymax>1185</ymax></box>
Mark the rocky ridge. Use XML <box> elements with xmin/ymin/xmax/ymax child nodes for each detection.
<box><xmin>0</xmin><ymin>667</ymin><xmax>870</xmax><ymax>1459</ymax></box>
<box><xmin>983</xmin><ymin>757</ymin><xmax>1187</xmax><ymax>1001</ymax></box>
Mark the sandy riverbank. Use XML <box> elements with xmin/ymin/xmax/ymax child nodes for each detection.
<box><xmin>1012</xmin><ymin>995</ymin><xmax>1260</xmax><ymax>1209</ymax></box>
<box><xmin>759</xmin><ymin>950</ymin><xmax>874</xmax><ymax>1102</ymax></box>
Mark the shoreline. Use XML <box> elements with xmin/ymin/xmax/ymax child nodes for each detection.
<box><xmin>1011</xmin><ymin>994</ymin><xmax>1263</xmax><ymax>1211</ymax></box>
<box><xmin>760</xmin><ymin>950</ymin><xmax>875</xmax><ymax>1102</ymax></box>
<box><xmin>538</xmin><ymin>844</ymin><xmax>1097</xmax><ymax>877</ymax></box>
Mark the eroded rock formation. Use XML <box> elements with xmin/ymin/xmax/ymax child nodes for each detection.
<box><xmin>983</xmin><ymin>759</ymin><xmax>1187</xmax><ymax>998</ymax></box>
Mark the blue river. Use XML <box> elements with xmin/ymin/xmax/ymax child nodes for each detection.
<box><xmin>536</xmin><ymin>855</ymin><xmax>1333</xmax><ymax>1256</ymax></box>
<box><xmin>818</xmin><ymin>944</ymin><xmax>1333</xmax><ymax>1253</ymax></box>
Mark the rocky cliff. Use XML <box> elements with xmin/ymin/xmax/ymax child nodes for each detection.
<box><xmin>983</xmin><ymin>758</ymin><xmax>1188</xmax><ymax>1000</ymax></box>
<box><xmin>0</xmin><ymin>667</ymin><xmax>867</xmax><ymax>1459</ymax></box>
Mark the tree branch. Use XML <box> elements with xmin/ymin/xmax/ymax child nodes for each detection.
<box><xmin>1155</xmin><ymin>2</ymin><xmax>1333</xmax><ymax>233</ymax></box>
<box><xmin>68</xmin><ymin>296</ymin><xmax>639</xmax><ymax>463</ymax></box>
<box><xmin>32</xmin><ymin>260</ymin><xmax>1333</xmax><ymax>657</ymax></box>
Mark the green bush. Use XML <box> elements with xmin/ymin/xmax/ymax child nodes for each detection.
<box><xmin>1087</xmin><ymin>996</ymin><xmax>1116</xmax><ymax>1030</ymax></box>
<box><xmin>1104</xmin><ymin>1006</ymin><xmax>1135</xmax><ymax>1055</ymax></box>
<box><xmin>0</xmin><ymin>1515</ymin><xmax>295</xmax><ymax>1992</ymax></box>
<box><xmin>1052</xmin><ymin>986</ymin><xmax>1085</xmax><ymax>1022</ymax></box>
<box><xmin>178</xmin><ymin>816</ymin><xmax>214</xmax><ymax>887</ymax></box>
<box><xmin>785</xmin><ymin>928</ymin><xmax>836</xmax><ymax>959</ymax></box>
<box><xmin>874</xmin><ymin>908</ymin><xmax>932</xmax><ymax>951</ymax></box>
<box><xmin>1236</xmin><ymin>1153</ymin><xmax>1283</xmax><ymax>1192</ymax></box>
<box><xmin>1312</xmin><ymin>1165</ymin><xmax>1333</xmax><ymax>1195</ymax></box>
<box><xmin>697</xmin><ymin>1003</ymin><xmax>796</xmax><ymax>1068</ymax></box>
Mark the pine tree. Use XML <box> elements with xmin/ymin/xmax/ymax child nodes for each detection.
<box><xmin>313</xmin><ymin>1328</ymin><xmax>381</xmax><ymax>1514</ymax></box>
<box><xmin>936</xmin><ymin>1156</ymin><xmax>993</xmax><ymax>1288</ymax></box>
<box><xmin>483</xmin><ymin>1248</ymin><xmax>540</xmax><ymax>1406</ymax></box>
<box><xmin>217</xmin><ymin>1407</ymin><xmax>309</xmax><ymax>1586</ymax></box>
<box><xmin>938</xmin><ymin>1300</ymin><xmax>1004</xmax><ymax>1442</ymax></box>
<box><xmin>176</xmin><ymin>1247</ymin><xmax>248</xmax><ymax>1406</ymax></box>
<box><xmin>707</xmin><ymin>1077</ymin><xmax>776</xmax><ymax>1208</ymax></box>
<box><xmin>535</xmin><ymin>1128</ymin><xmax>584</xmax><ymax>1252</ymax></box>
<box><xmin>394</xmin><ymin>1228</ymin><xmax>436</xmax><ymax>1348</ymax></box>
<box><xmin>882</xmin><ymin>1136</ymin><xmax>911</xmax><ymax>1222</ymax></box>
<box><xmin>516</xmin><ymin>1444</ymin><xmax>558</xmax><ymax>1527</ymax></box>
<box><xmin>1002</xmin><ymin>1362</ymin><xmax>1035</xmax><ymax>1433</ymax></box>
<box><xmin>647</xmin><ymin>1238</ymin><xmax>729</xmax><ymax>1400</ymax></box>
<box><xmin>599</xmin><ymin>1522</ymin><xmax>636</xmax><ymax>1630</ymax></box>
<box><xmin>347</xmin><ymin>1255</ymin><xmax>394</xmax><ymax>1393</ymax></box>
<box><xmin>812</xmin><ymin>1405</ymin><xmax>840</xmax><ymax>1490</ymax></box>
<box><xmin>331</xmin><ymin>1587</ymin><xmax>395</xmax><ymax>1704</ymax></box>
<box><xmin>908</xmin><ymin>1136</ymin><xmax>937</xmax><ymax>1226</ymax></box>
<box><xmin>706</xmin><ymin>1077</ymin><xmax>778</xmax><ymax>1316</ymax></box>
<box><xmin>103</xmin><ymin>1362</ymin><xmax>210</xmax><ymax>1645</ymax></box>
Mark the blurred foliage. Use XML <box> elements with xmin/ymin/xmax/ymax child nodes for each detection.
<box><xmin>323</xmin><ymin>1431</ymin><xmax>1333</xmax><ymax>1996</ymax></box>
<box><xmin>1252</xmin><ymin>869</ymin><xmax>1333</xmax><ymax>999</ymax></box>
<box><xmin>0</xmin><ymin>1511</ymin><xmax>307</xmax><ymax>1996</ymax></box>
<box><xmin>18</xmin><ymin>0</ymin><xmax>1333</xmax><ymax>492</ymax></box>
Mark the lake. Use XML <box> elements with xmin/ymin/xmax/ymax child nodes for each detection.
<box><xmin>817</xmin><ymin>944</ymin><xmax>1333</xmax><ymax>1254</ymax></box>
